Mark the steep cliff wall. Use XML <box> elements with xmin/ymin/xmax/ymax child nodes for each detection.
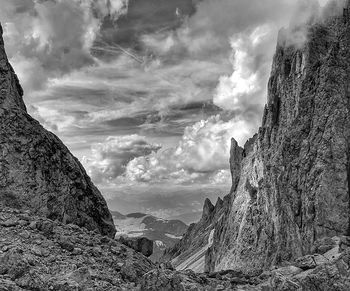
<box><xmin>208</xmin><ymin>11</ymin><xmax>350</xmax><ymax>274</ymax></box>
<box><xmin>0</xmin><ymin>23</ymin><xmax>116</xmax><ymax>237</ymax></box>
<box><xmin>165</xmin><ymin>4</ymin><xmax>350</xmax><ymax>275</ymax></box>
<box><xmin>162</xmin><ymin>196</ymin><xmax>229</xmax><ymax>272</ymax></box>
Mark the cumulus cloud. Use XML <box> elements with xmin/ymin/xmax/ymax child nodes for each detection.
<box><xmin>119</xmin><ymin>115</ymin><xmax>253</xmax><ymax>185</ymax></box>
<box><xmin>80</xmin><ymin>0</ymin><xmax>332</xmax><ymax>189</ymax></box>
<box><xmin>83</xmin><ymin>135</ymin><xmax>161</xmax><ymax>184</ymax></box>
<box><xmin>214</xmin><ymin>25</ymin><xmax>272</xmax><ymax>111</ymax></box>
<box><xmin>138</xmin><ymin>0</ymin><xmax>326</xmax><ymax>140</ymax></box>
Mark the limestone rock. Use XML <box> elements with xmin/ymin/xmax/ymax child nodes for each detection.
<box><xmin>162</xmin><ymin>195</ymin><xmax>229</xmax><ymax>273</ymax></box>
<box><xmin>0</xmin><ymin>22</ymin><xmax>115</xmax><ymax>237</ymax></box>
<box><xmin>0</xmin><ymin>207</ymin><xmax>155</xmax><ymax>290</ymax></box>
<box><xmin>165</xmin><ymin>3</ymin><xmax>350</xmax><ymax>280</ymax></box>
<box><xmin>230</xmin><ymin>137</ymin><xmax>243</xmax><ymax>192</ymax></box>
<box><xmin>141</xmin><ymin>269</ymin><xmax>233</xmax><ymax>291</ymax></box>
<box><xmin>210</xmin><ymin>12</ymin><xmax>350</xmax><ymax>274</ymax></box>
<box><xmin>149</xmin><ymin>236</ymin><xmax>350</xmax><ymax>291</ymax></box>
<box><xmin>118</xmin><ymin>236</ymin><xmax>154</xmax><ymax>257</ymax></box>
<box><xmin>202</xmin><ymin>198</ymin><xmax>214</xmax><ymax>219</ymax></box>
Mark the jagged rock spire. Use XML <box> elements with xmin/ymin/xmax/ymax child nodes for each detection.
<box><xmin>0</xmin><ymin>22</ymin><xmax>26</xmax><ymax>111</ymax></box>
<box><xmin>202</xmin><ymin>198</ymin><xmax>214</xmax><ymax>219</ymax></box>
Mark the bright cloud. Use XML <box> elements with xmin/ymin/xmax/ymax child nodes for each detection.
<box><xmin>214</xmin><ymin>25</ymin><xmax>272</xmax><ymax>111</ymax></box>
<box><xmin>0</xmin><ymin>0</ymin><xmax>128</xmax><ymax>92</ymax></box>
<box><xmin>83</xmin><ymin>135</ymin><xmax>161</xmax><ymax>184</ymax></box>
<box><xmin>117</xmin><ymin>115</ymin><xmax>253</xmax><ymax>185</ymax></box>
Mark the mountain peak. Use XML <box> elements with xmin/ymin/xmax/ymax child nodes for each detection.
<box><xmin>202</xmin><ymin>198</ymin><xmax>214</xmax><ymax>219</ymax></box>
<box><xmin>0</xmin><ymin>22</ymin><xmax>26</xmax><ymax>112</ymax></box>
<box><xmin>0</xmin><ymin>22</ymin><xmax>115</xmax><ymax>237</ymax></box>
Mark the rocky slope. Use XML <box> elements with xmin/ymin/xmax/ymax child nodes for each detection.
<box><xmin>164</xmin><ymin>1</ymin><xmax>350</xmax><ymax>277</ymax></box>
<box><xmin>162</xmin><ymin>196</ymin><xmax>228</xmax><ymax>272</ymax></box>
<box><xmin>112</xmin><ymin>211</ymin><xmax>188</xmax><ymax>262</ymax></box>
<box><xmin>144</xmin><ymin>235</ymin><xmax>350</xmax><ymax>290</ymax></box>
<box><xmin>0</xmin><ymin>207</ymin><xmax>155</xmax><ymax>290</ymax></box>
<box><xmin>0</xmin><ymin>23</ymin><xmax>115</xmax><ymax>237</ymax></box>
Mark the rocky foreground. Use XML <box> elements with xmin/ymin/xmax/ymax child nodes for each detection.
<box><xmin>145</xmin><ymin>235</ymin><xmax>350</xmax><ymax>290</ymax></box>
<box><xmin>2</xmin><ymin>206</ymin><xmax>350</xmax><ymax>291</ymax></box>
<box><xmin>0</xmin><ymin>207</ymin><xmax>155</xmax><ymax>290</ymax></box>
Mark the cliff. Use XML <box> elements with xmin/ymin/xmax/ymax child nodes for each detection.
<box><xmin>164</xmin><ymin>2</ymin><xmax>350</xmax><ymax>276</ymax></box>
<box><xmin>0</xmin><ymin>23</ymin><xmax>116</xmax><ymax>237</ymax></box>
<box><xmin>162</xmin><ymin>196</ymin><xmax>228</xmax><ymax>272</ymax></box>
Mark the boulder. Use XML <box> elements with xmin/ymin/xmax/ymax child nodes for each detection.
<box><xmin>118</xmin><ymin>237</ymin><xmax>154</xmax><ymax>257</ymax></box>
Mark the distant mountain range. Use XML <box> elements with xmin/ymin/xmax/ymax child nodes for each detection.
<box><xmin>169</xmin><ymin>211</ymin><xmax>202</xmax><ymax>225</ymax></box>
<box><xmin>111</xmin><ymin>211</ymin><xmax>188</xmax><ymax>261</ymax></box>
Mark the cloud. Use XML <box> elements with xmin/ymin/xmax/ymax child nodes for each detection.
<box><xmin>214</xmin><ymin>25</ymin><xmax>272</xmax><ymax>111</ymax></box>
<box><xmin>82</xmin><ymin>0</ymin><xmax>331</xmax><ymax>189</ymax></box>
<box><xmin>0</xmin><ymin>0</ymin><xmax>129</xmax><ymax>92</ymax></box>
<box><xmin>3</xmin><ymin>0</ymin><xmax>339</xmax><ymax>220</ymax></box>
<box><xmin>83</xmin><ymin>135</ymin><xmax>161</xmax><ymax>184</ymax></box>
<box><xmin>119</xmin><ymin>115</ymin><xmax>253</xmax><ymax>185</ymax></box>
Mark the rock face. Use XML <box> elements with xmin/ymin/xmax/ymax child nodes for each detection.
<box><xmin>118</xmin><ymin>236</ymin><xmax>154</xmax><ymax>257</ymax></box>
<box><xmin>0</xmin><ymin>207</ymin><xmax>155</xmax><ymax>290</ymax></box>
<box><xmin>164</xmin><ymin>3</ymin><xmax>350</xmax><ymax>277</ymax></box>
<box><xmin>146</xmin><ymin>236</ymin><xmax>350</xmax><ymax>291</ymax></box>
<box><xmin>0</xmin><ymin>23</ymin><xmax>115</xmax><ymax>237</ymax></box>
<box><xmin>163</xmin><ymin>196</ymin><xmax>228</xmax><ymax>273</ymax></box>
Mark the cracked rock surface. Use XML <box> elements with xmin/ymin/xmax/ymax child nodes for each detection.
<box><xmin>146</xmin><ymin>235</ymin><xmax>350</xmax><ymax>290</ymax></box>
<box><xmin>164</xmin><ymin>4</ymin><xmax>350</xmax><ymax>280</ymax></box>
<box><xmin>0</xmin><ymin>22</ymin><xmax>115</xmax><ymax>237</ymax></box>
<box><xmin>0</xmin><ymin>207</ymin><xmax>155</xmax><ymax>290</ymax></box>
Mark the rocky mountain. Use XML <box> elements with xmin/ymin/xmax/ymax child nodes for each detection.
<box><xmin>164</xmin><ymin>0</ymin><xmax>350</xmax><ymax>278</ymax></box>
<box><xmin>162</xmin><ymin>197</ymin><xmax>228</xmax><ymax>272</ymax></box>
<box><xmin>3</xmin><ymin>1</ymin><xmax>350</xmax><ymax>290</ymax></box>
<box><xmin>0</xmin><ymin>23</ymin><xmax>115</xmax><ymax>237</ymax></box>
<box><xmin>112</xmin><ymin>211</ymin><xmax>188</xmax><ymax>262</ymax></box>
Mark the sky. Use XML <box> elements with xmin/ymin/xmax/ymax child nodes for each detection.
<box><xmin>0</xmin><ymin>0</ymin><xmax>337</xmax><ymax>223</ymax></box>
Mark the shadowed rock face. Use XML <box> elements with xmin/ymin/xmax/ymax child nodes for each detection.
<box><xmin>118</xmin><ymin>236</ymin><xmax>154</xmax><ymax>257</ymax></box>
<box><xmin>0</xmin><ymin>23</ymin><xmax>116</xmax><ymax>238</ymax></box>
<box><xmin>165</xmin><ymin>6</ymin><xmax>350</xmax><ymax>275</ymax></box>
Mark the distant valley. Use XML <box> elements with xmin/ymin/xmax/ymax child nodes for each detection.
<box><xmin>111</xmin><ymin>211</ymin><xmax>188</xmax><ymax>261</ymax></box>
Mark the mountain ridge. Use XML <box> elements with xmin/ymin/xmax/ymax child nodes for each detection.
<box><xmin>163</xmin><ymin>1</ymin><xmax>350</xmax><ymax>276</ymax></box>
<box><xmin>0</xmin><ymin>22</ymin><xmax>115</xmax><ymax>237</ymax></box>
